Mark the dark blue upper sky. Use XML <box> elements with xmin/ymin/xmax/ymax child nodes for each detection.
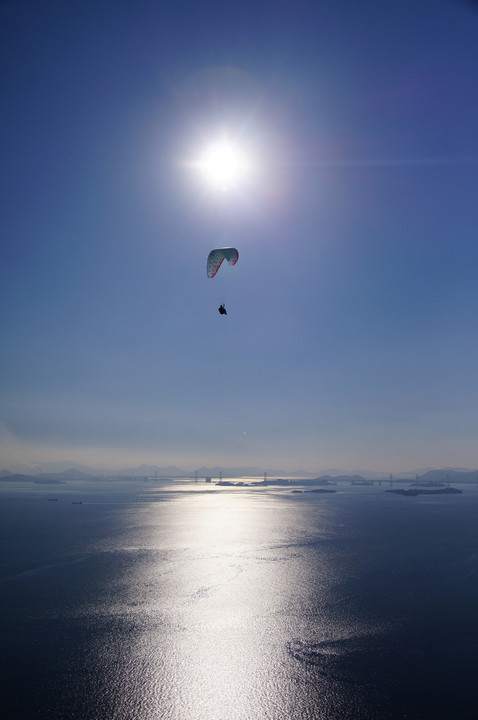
<box><xmin>2</xmin><ymin>0</ymin><xmax>478</xmax><ymax>473</ymax></box>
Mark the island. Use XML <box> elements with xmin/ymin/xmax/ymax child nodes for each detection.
<box><xmin>386</xmin><ymin>487</ymin><xmax>462</xmax><ymax>497</ymax></box>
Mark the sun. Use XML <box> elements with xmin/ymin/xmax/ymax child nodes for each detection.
<box><xmin>196</xmin><ymin>139</ymin><xmax>250</xmax><ymax>192</ymax></box>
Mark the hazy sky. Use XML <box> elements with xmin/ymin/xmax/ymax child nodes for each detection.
<box><xmin>2</xmin><ymin>0</ymin><xmax>478</xmax><ymax>473</ymax></box>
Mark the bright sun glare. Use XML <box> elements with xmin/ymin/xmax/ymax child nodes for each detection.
<box><xmin>196</xmin><ymin>140</ymin><xmax>250</xmax><ymax>192</ymax></box>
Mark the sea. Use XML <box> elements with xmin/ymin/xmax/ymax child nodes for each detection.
<box><xmin>1</xmin><ymin>478</ymin><xmax>478</xmax><ymax>720</ymax></box>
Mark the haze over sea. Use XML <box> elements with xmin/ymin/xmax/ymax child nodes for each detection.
<box><xmin>1</xmin><ymin>478</ymin><xmax>478</xmax><ymax>720</ymax></box>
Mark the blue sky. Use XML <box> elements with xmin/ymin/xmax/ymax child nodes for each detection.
<box><xmin>2</xmin><ymin>0</ymin><xmax>478</xmax><ymax>473</ymax></box>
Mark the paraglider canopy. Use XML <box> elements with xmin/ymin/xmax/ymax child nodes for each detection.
<box><xmin>207</xmin><ymin>247</ymin><xmax>239</xmax><ymax>278</ymax></box>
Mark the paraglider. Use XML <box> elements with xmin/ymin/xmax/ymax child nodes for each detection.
<box><xmin>207</xmin><ymin>247</ymin><xmax>239</xmax><ymax>315</ymax></box>
<box><xmin>206</xmin><ymin>247</ymin><xmax>239</xmax><ymax>278</ymax></box>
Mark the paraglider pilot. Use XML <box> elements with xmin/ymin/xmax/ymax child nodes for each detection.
<box><xmin>218</xmin><ymin>304</ymin><xmax>227</xmax><ymax>315</ymax></box>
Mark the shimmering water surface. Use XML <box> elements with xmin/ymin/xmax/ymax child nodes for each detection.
<box><xmin>1</xmin><ymin>481</ymin><xmax>478</xmax><ymax>719</ymax></box>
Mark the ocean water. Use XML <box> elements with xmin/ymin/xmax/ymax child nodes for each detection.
<box><xmin>1</xmin><ymin>481</ymin><xmax>478</xmax><ymax>719</ymax></box>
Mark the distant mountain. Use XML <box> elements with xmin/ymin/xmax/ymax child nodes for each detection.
<box><xmin>38</xmin><ymin>469</ymin><xmax>95</xmax><ymax>480</ymax></box>
<box><xmin>0</xmin><ymin>463</ymin><xmax>42</xmax><ymax>476</ymax></box>
<box><xmin>316</xmin><ymin>474</ymin><xmax>367</xmax><ymax>483</ymax></box>
<box><xmin>195</xmin><ymin>466</ymin><xmax>260</xmax><ymax>478</ymax></box>
<box><xmin>2</xmin><ymin>461</ymin><xmax>476</xmax><ymax>484</ymax></box>
<box><xmin>314</xmin><ymin>468</ymin><xmax>386</xmax><ymax>480</ymax></box>
<box><xmin>393</xmin><ymin>468</ymin><xmax>436</xmax><ymax>480</ymax></box>
<box><xmin>113</xmin><ymin>464</ymin><xmax>189</xmax><ymax>477</ymax></box>
<box><xmin>36</xmin><ymin>461</ymin><xmax>98</xmax><ymax>475</ymax></box>
<box><xmin>287</xmin><ymin>469</ymin><xmax>316</xmax><ymax>477</ymax></box>
<box><xmin>195</xmin><ymin>466</ymin><xmax>317</xmax><ymax>478</ymax></box>
<box><xmin>0</xmin><ymin>473</ymin><xmax>35</xmax><ymax>482</ymax></box>
<box><xmin>417</xmin><ymin>468</ymin><xmax>478</xmax><ymax>484</ymax></box>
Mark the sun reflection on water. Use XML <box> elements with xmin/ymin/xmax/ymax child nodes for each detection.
<box><xmin>97</xmin><ymin>489</ymin><xmax>353</xmax><ymax>720</ymax></box>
